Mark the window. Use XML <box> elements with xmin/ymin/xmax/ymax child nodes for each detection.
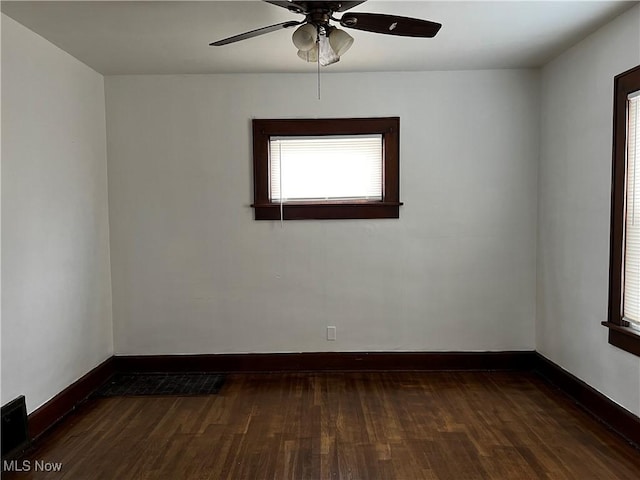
<box><xmin>269</xmin><ymin>135</ymin><xmax>382</xmax><ymax>202</ymax></box>
<box><xmin>251</xmin><ymin>117</ymin><xmax>401</xmax><ymax>220</ymax></box>
<box><xmin>605</xmin><ymin>65</ymin><xmax>640</xmax><ymax>356</ymax></box>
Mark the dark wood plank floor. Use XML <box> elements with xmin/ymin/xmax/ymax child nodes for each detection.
<box><xmin>4</xmin><ymin>372</ymin><xmax>640</xmax><ymax>479</ymax></box>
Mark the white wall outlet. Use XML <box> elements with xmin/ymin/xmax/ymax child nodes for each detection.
<box><xmin>327</xmin><ymin>326</ymin><xmax>336</xmax><ymax>341</ymax></box>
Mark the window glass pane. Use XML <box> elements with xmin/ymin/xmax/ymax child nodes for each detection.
<box><xmin>623</xmin><ymin>92</ymin><xmax>640</xmax><ymax>329</ymax></box>
<box><xmin>269</xmin><ymin>135</ymin><xmax>382</xmax><ymax>202</ymax></box>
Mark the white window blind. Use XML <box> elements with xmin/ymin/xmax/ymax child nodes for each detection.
<box><xmin>269</xmin><ymin>135</ymin><xmax>383</xmax><ymax>202</ymax></box>
<box><xmin>623</xmin><ymin>91</ymin><xmax>640</xmax><ymax>330</ymax></box>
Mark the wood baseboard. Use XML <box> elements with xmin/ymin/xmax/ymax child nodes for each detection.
<box><xmin>113</xmin><ymin>351</ymin><xmax>537</xmax><ymax>373</ymax></box>
<box><xmin>28</xmin><ymin>357</ymin><xmax>115</xmax><ymax>440</ymax></box>
<box><xmin>532</xmin><ymin>353</ymin><xmax>640</xmax><ymax>448</ymax></box>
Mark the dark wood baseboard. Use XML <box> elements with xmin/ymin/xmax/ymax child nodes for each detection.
<box><xmin>533</xmin><ymin>353</ymin><xmax>640</xmax><ymax>448</ymax></box>
<box><xmin>28</xmin><ymin>357</ymin><xmax>115</xmax><ymax>440</ymax></box>
<box><xmin>113</xmin><ymin>351</ymin><xmax>537</xmax><ymax>373</ymax></box>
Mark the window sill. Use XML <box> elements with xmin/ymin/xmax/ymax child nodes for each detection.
<box><xmin>251</xmin><ymin>201</ymin><xmax>403</xmax><ymax>220</ymax></box>
<box><xmin>601</xmin><ymin>322</ymin><xmax>640</xmax><ymax>357</ymax></box>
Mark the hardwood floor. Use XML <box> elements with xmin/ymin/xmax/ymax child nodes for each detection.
<box><xmin>5</xmin><ymin>372</ymin><xmax>640</xmax><ymax>479</ymax></box>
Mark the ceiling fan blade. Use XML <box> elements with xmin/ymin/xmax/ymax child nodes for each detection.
<box><xmin>340</xmin><ymin>13</ymin><xmax>441</xmax><ymax>38</ymax></box>
<box><xmin>210</xmin><ymin>20</ymin><xmax>303</xmax><ymax>46</ymax></box>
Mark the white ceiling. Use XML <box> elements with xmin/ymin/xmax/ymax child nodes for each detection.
<box><xmin>1</xmin><ymin>1</ymin><xmax>636</xmax><ymax>74</ymax></box>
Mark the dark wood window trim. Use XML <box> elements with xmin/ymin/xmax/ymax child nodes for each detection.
<box><xmin>605</xmin><ymin>64</ymin><xmax>640</xmax><ymax>356</ymax></box>
<box><xmin>251</xmin><ymin>117</ymin><xmax>401</xmax><ymax>220</ymax></box>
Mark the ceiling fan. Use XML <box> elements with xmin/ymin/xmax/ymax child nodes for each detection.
<box><xmin>209</xmin><ymin>1</ymin><xmax>442</xmax><ymax>66</ymax></box>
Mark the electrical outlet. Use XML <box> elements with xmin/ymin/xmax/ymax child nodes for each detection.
<box><xmin>327</xmin><ymin>326</ymin><xmax>336</xmax><ymax>341</ymax></box>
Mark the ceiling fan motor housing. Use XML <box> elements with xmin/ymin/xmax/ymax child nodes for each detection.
<box><xmin>307</xmin><ymin>11</ymin><xmax>332</xmax><ymax>27</ymax></box>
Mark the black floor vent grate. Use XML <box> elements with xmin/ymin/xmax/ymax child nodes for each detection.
<box><xmin>94</xmin><ymin>373</ymin><xmax>225</xmax><ymax>397</ymax></box>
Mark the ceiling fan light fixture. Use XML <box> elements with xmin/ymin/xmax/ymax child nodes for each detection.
<box><xmin>292</xmin><ymin>23</ymin><xmax>317</xmax><ymax>51</ymax></box>
<box><xmin>297</xmin><ymin>44</ymin><xmax>319</xmax><ymax>62</ymax></box>
<box><xmin>328</xmin><ymin>28</ymin><xmax>354</xmax><ymax>56</ymax></box>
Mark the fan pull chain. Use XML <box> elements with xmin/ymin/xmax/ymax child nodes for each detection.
<box><xmin>317</xmin><ymin>34</ymin><xmax>321</xmax><ymax>100</ymax></box>
<box><xmin>317</xmin><ymin>56</ymin><xmax>321</xmax><ymax>100</ymax></box>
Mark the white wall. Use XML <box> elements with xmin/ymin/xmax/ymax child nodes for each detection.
<box><xmin>105</xmin><ymin>69</ymin><xmax>539</xmax><ymax>355</ymax></box>
<box><xmin>538</xmin><ymin>5</ymin><xmax>640</xmax><ymax>416</ymax></box>
<box><xmin>1</xmin><ymin>15</ymin><xmax>113</xmax><ymax>413</ymax></box>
